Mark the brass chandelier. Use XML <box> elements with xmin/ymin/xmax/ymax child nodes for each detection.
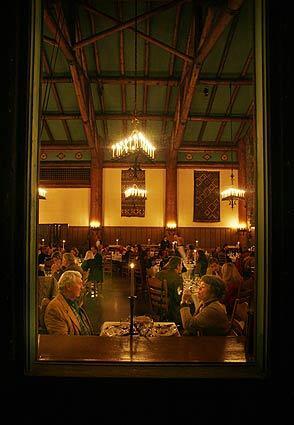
<box><xmin>111</xmin><ymin>0</ymin><xmax>155</xmax><ymax>203</ymax></box>
<box><xmin>221</xmin><ymin>84</ymin><xmax>245</xmax><ymax>208</ymax></box>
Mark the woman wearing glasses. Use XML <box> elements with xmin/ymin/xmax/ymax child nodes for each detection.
<box><xmin>180</xmin><ymin>274</ymin><xmax>229</xmax><ymax>336</ymax></box>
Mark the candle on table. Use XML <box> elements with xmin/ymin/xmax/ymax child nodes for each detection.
<box><xmin>195</xmin><ymin>240</ymin><xmax>199</xmax><ymax>248</ymax></box>
<box><xmin>41</xmin><ymin>238</ymin><xmax>45</xmax><ymax>245</ymax></box>
<box><xmin>130</xmin><ymin>263</ymin><xmax>135</xmax><ymax>297</ymax></box>
<box><xmin>116</xmin><ymin>238</ymin><xmax>119</xmax><ymax>245</ymax></box>
<box><xmin>148</xmin><ymin>238</ymin><xmax>151</xmax><ymax>245</ymax></box>
<box><xmin>62</xmin><ymin>240</ymin><xmax>65</xmax><ymax>250</ymax></box>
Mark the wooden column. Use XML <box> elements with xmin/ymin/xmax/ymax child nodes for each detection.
<box><xmin>89</xmin><ymin>152</ymin><xmax>103</xmax><ymax>246</ymax></box>
<box><xmin>165</xmin><ymin>155</ymin><xmax>178</xmax><ymax>226</ymax></box>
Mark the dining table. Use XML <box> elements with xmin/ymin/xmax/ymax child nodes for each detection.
<box><xmin>100</xmin><ymin>320</ymin><xmax>180</xmax><ymax>337</ymax></box>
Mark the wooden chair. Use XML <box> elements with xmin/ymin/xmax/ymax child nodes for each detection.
<box><xmin>147</xmin><ymin>277</ymin><xmax>168</xmax><ymax>321</ymax></box>
<box><xmin>38</xmin><ymin>297</ymin><xmax>51</xmax><ymax>333</ymax></box>
<box><xmin>228</xmin><ymin>296</ymin><xmax>251</xmax><ymax>336</ymax></box>
<box><xmin>103</xmin><ymin>256</ymin><xmax>113</xmax><ymax>278</ymax></box>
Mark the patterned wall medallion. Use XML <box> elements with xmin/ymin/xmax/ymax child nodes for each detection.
<box><xmin>194</xmin><ymin>171</ymin><xmax>220</xmax><ymax>222</ymax></box>
<box><xmin>121</xmin><ymin>168</ymin><xmax>145</xmax><ymax>217</ymax></box>
<box><xmin>75</xmin><ymin>152</ymin><xmax>83</xmax><ymax>160</ymax></box>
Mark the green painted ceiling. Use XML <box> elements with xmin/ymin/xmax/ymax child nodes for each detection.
<box><xmin>41</xmin><ymin>0</ymin><xmax>254</xmax><ymax>162</ymax></box>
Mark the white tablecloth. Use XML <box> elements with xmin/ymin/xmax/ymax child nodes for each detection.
<box><xmin>100</xmin><ymin>321</ymin><xmax>180</xmax><ymax>337</ymax></box>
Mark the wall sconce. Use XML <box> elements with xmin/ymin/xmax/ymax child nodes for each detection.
<box><xmin>237</xmin><ymin>223</ymin><xmax>248</xmax><ymax>235</ymax></box>
<box><xmin>89</xmin><ymin>220</ymin><xmax>101</xmax><ymax>229</ymax></box>
<box><xmin>166</xmin><ymin>222</ymin><xmax>177</xmax><ymax>230</ymax></box>
<box><xmin>38</xmin><ymin>187</ymin><xmax>47</xmax><ymax>200</ymax></box>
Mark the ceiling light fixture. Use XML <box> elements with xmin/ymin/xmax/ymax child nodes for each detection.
<box><xmin>221</xmin><ymin>83</ymin><xmax>245</xmax><ymax>208</ymax></box>
<box><xmin>111</xmin><ymin>0</ymin><xmax>155</xmax><ymax>163</ymax></box>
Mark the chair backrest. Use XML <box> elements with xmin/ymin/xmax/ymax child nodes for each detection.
<box><xmin>103</xmin><ymin>257</ymin><xmax>112</xmax><ymax>276</ymax></box>
<box><xmin>147</xmin><ymin>277</ymin><xmax>168</xmax><ymax>320</ymax></box>
<box><xmin>229</xmin><ymin>296</ymin><xmax>250</xmax><ymax>336</ymax></box>
<box><xmin>38</xmin><ymin>297</ymin><xmax>51</xmax><ymax>333</ymax></box>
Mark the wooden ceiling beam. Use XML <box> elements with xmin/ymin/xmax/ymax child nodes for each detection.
<box><xmin>42</xmin><ymin>75</ymin><xmax>252</xmax><ymax>86</ymax></box>
<box><xmin>44</xmin><ymin>4</ymin><xmax>98</xmax><ymax>151</ymax></box>
<box><xmin>143</xmin><ymin>2</ymin><xmax>151</xmax><ymax>132</ymax></box>
<box><xmin>42</xmin><ymin>50</ymin><xmax>72</xmax><ymax>143</ymax></box>
<box><xmin>117</xmin><ymin>2</ymin><xmax>128</xmax><ymax>137</ymax></box>
<box><xmin>89</xmin><ymin>12</ymin><xmax>109</xmax><ymax>145</ymax></box>
<box><xmin>75</xmin><ymin>0</ymin><xmax>188</xmax><ymax>49</ymax></box>
<box><xmin>79</xmin><ymin>1</ymin><xmax>193</xmax><ymax>63</ymax></box>
<box><xmin>215</xmin><ymin>48</ymin><xmax>253</xmax><ymax>144</ymax></box>
<box><xmin>161</xmin><ymin>2</ymin><xmax>182</xmax><ymax>145</ymax></box>
<box><xmin>172</xmin><ymin>0</ymin><xmax>244</xmax><ymax>152</ymax></box>
<box><xmin>198</xmin><ymin>9</ymin><xmax>240</xmax><ymax>143</ymax></box>
<box><xmin>43</xmin><ymin>113</ymin><xmax>252</xmax><ymax>122</ymax></box>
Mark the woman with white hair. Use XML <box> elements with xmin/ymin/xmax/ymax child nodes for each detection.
<box><xmin>44</xmin><ymin>271</ymin><xmax>93</xmax><ymax>335</ymax></box>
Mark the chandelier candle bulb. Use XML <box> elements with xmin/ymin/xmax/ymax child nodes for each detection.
<box><xmin>111</xmin><ymin>130</ymin><xmax>155</xmax><ymax>161</ymax></box>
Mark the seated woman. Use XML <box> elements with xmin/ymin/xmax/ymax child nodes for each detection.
<box><xmin>156</xmin><ymin>256</ymin><xmax>183</xmax><ymax>326</ymax></box>
<box><xmin>221</xmin><ymin>262</ymin><xmax>244</xmax><ymax>317</ymax></box>
<box><xmin>44</xmin><ymin>271</ymin><xmax>93</xmax><ymax>335</ymax></box>
<box><xmin>206</xmin><ymin>257</ymin><xmax>222</xmax><ymax>277</ymax></box>
<box><xmin>194</xmin><ymin>249</ymin><xmax>208</xmax><ymax>277</ymax></box>
<box><xmin>180</xmin><ymin>274</ymin><xmax>229</xmax><ymax>336</ymax></box>
<box><xmin>81</xmin><ymin>246</ymin><xmax>104</xmax><ymax>296</ymax></box>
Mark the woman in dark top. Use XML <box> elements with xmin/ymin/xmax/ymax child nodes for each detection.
<box><xmin>156</xmin><ymin>256</ymin><xmax>184</xmax><ymax>326</ymax></box>
<box><xmin>81</xmin><ymin>246</ymin><xmax>103</xmax><ymax>296</ymax></box>
<box><xmin>194</xmin><ymin>249</ymin><xmax>208</xmax><ymax>277</ymax></box>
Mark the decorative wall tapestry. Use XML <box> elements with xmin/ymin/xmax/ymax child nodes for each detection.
<box><xmin>193</xmin><ymin>171</ymin><xmax>220</xmax><ymax>222</ymax></box>
<box><xmin>121</xmin><ymin>168</ymin><xmax>146</xmax><ymax>217</ymax></box>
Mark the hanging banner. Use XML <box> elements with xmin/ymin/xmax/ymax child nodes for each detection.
<box><xmin>121</xmin><ymin>168</ymin><xmax>145</xmax><ymax>217</ymax></box>
<box><xmin>193</xmin><ymin>171</ymin><xmax>220</xmax><ymax>222</ymax></box>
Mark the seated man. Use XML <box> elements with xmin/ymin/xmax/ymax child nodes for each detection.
<box><xmin>180</xmin><ymin>274</ymin><xmax>229</xmax><ymax>336</ymax></box>
<box><xmin>44</xmin><ymin>271</ymin><xmax>93</xmax><ymax>335</ymax></box>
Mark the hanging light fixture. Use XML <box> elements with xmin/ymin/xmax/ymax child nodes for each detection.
<box><xmin>221</xmin><ymin>83</ymin><xmax>245</xmax><ymax>208</ymax></box>
<box><xmin>124</xmin><ymin>184</ymin><xmax>147</xmax><ymax>200</ymax></box>
<box><xmin>111</xmin><ymin>0</ymin><xmax>156</xmax><ymax>163</ymax></box>
<box><xmin>115</xmin><ymin>0</ymin><xmax>153</xmax><ymax>205</ymax></box>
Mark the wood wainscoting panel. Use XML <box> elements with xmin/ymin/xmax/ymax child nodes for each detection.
<box><xmin>38</xmin><ymin>225</ymin><xmax>239</xmax><ymax>252</ymax></box>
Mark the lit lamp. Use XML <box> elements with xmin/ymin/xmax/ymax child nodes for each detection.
<box><xmin>221</xmin><ymin>185</ymin><xmax>245</xmax><ymax>209</ymax></box>
<box><xmin>128</xmin><ymin>262</ymin><xmax>136</xmax><ymax>337</ymax></box>
<box><xmin>124</xmin><ymin>184</ymin><xmax>147</xmax><ymax>200</ymax></box>
<box><xmin>166</xmin><ymin>222</ymin><xmax>177</xmax><ymax>230</ymax></box>
<box><xmin>237</xmin><ymin>223</ymin><xmax>248</xmax><ymax>235</ymax></box>
<box><xmin>221</xmin><ymin>83</ymin><xmax>245</xmax><ymax>209</ymax></box>
<box><xmin>90</xmin><ymin>220</ymin><xmax>101</xmax><ymax>229</ymax></box>
<box><xmin>111</xmin><ymin>0</ymin><xmax>155</xmax><ymax>207</ymax></box>
<box><xmin>38</xmin><ymin>187</ymin><xmax>47</xmax><ymax>200</ymax></box>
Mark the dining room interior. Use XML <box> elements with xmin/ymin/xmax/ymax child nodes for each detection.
<box><xmin>17</xmin><ymin>0</ymin><xmax>272</xmax><ymax>377</ymax></box>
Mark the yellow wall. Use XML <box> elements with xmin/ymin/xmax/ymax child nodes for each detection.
<box><xmin>39</xmin><ymin>188</ymin><xmax>90</xmax><ymax>226</ymax></box>
<box><xmin>39</xmin><ymin>169</ymin><xmax>240</xmax><ymax>228</ymax></box>
<box><xmin>178</xmin><ymin>168</ymin><xmax>239</xmax><ymax>228</ymax></box>
<box><xmin>103</xmin><ymin>168</ymin><xmax>165</xmax><ymax>226</ymax></box>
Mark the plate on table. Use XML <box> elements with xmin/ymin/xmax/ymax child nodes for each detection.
<box><xmin>151</xmin><ymin>323</ymin><xmax>179</xmax><ymax>337</ymax></box>
<box><xmin>103</xmin><ymin>323</ymin><xmax>130</xmax><ymax>336</ymax></box>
